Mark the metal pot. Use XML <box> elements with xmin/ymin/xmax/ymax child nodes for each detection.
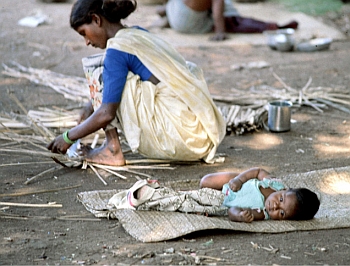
<box><xmin>264</xmin><ymin>28</ymin><xmax>295</xmax><ymax>52</ymax></box>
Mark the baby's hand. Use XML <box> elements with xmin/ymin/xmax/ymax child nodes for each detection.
<box><xmin>239</xmin><ymin>209</ymin><xmax>254</xmax><ymax>223</ymax></box>
<box><xmin>228</xmin><ymin>178</ymin><xmax>243</xmax><ymax>192</ymax></box>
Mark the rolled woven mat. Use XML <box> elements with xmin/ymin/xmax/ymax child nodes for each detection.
<box><xmin>78</xmin><ymin>166</ymin><xmax>350</xmax><ymax>242</ymax></box>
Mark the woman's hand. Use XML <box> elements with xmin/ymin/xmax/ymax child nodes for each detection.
<box><xmin>211</xmin><ymin>0</ymin><xmax>226</xmax><ymax>41</ymax></box>
<box><xmin>228</xmin><ymin>178</ymin><xmax>243</xmax><ymax>192</ymax></box>
<box><xmin>47</xmin><ymin>135</ymin><xmax>72</xmax><ymax>154</ymax></box>
<box><xmin>47</xmin><ymin>102</ymin><xmax>118</xmax><ymax>156</ymax></box>
<box><xmin>77</xmin><ymin>102</ymin><xmax>94</xmax><ymax>124</ymax></box>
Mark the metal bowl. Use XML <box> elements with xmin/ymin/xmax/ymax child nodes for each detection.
<box><xmin>296</xmin><ymin>38</ymin><xmax>332</xmax><ymax>52</ymax></box>
<box><xmin>264</xmin><ymin>28</ymin><xmax>295</xmax><ymax>52</ymax></box>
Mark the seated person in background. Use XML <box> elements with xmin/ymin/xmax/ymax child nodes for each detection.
<box><xmin>108</xmin><ymin>167</ymin><xmax>320</xmax><ymax>223</ymax></box>
<box><xmin>155</xmin><ymin>0</ymin><xmax>298</xmax><ymax>41</ymax></box>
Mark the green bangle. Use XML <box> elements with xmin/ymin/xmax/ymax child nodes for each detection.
<box><xmin>62</xmin><ymin>130</ymin><xmax>76</xmax><ymax>145</ymax></box>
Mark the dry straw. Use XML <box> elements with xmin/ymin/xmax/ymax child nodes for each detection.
<box><xmin>2</xmin><ymin>63</ymin><xmax>350</xmax><ymax>184</ymax></box>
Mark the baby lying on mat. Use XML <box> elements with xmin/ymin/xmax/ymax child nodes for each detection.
<box><xmin>108</xmin><ymin>167</ymin><xmax>320</xmax><ymax>222</ymax></box>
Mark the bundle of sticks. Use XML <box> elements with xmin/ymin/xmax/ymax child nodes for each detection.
<box><xmin>2</xmin><ymin>62</ymin><xmax>89</xmax><ymax>103</ymax></box>
<box><xmin>217</xmin><ymin>105</ymin><xmax>267</xmax><ymax>135</ymax></box>
<box><xmin>0</xmin><ymin>108</ymin><xmax>79</xmax><ymax>133</ymax></box>
<box><xmin>4</xmin><ymin>63</ymin><xmax>350</xmax><ymax>137</ymax></box>
<box><xmin>212</xmin><ymin>74</ymin><xmax>350</xmax><ymax>114</ymax></box>
<box><xmin>3</xmin><ymin>62</ymin><xmax>350</xmax><ymax>184</ymax></box>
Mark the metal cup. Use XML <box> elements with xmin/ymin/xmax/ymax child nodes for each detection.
<box><xmin>268</xmin><ymin>100</ymin><xmax>292</xmax><ymax>132</ymax></box>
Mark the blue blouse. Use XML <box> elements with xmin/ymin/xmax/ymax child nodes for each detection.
<box><xmin>222</xmin><ymin>178</ymin><xmax>285</xmax><ymax>220</ymax></box>
<box><xmin>102</xmin><ymin>27</ymin><xmax>152</xmax><ymax>103</ymax></box>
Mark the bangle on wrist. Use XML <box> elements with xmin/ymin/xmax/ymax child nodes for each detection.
<box><xmin>62</xmin><ymin>130</ymin><xmax>76</xmax><ymax>145</ymax></box>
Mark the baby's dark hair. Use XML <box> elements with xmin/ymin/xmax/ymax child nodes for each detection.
<box><xmin>70</xmin><ymin>0</ymin><xmax>137</xmax><ymax>29</ymax></box>
<box><xmin>288</xmin><ymin>188</ymin><xmax>320</xmax><ymax>220</ymax></box>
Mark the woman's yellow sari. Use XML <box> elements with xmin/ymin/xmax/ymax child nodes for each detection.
<box><xmin>83</xmin><ymin>28</ymin><xmax>226</xmax><ymax>163</ymax></box>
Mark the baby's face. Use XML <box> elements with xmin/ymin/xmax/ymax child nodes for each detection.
<box><xmin>265</xmin><ymin>190</ymin><xmax>297</xmax><ymax>220</ymax></box>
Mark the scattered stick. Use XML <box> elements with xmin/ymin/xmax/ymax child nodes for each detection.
<box><xmin>301</xmin><ymin>95</ymin><xmax>323</xmax><ymax>113</ymax></box>
<box><xmin>90</xmin><ymin>163</ymin><xmax>155</xmax><ymax>180</ymax></box>
<box><xmin>125</xmin><ymin>165</ymin><xmax>175</xmax><ymax>170</ymax></box>
<box><xmin>125</xmin><ymin>159</ymin><xmax>173</xmax><ymax>164</ymax></box>
<box><xmin>91</xmin><ymin>163</ymin><xmax>175</xmax><ymax>171</ymax></box>
<box><xmin>272</xmin><ymin>72</ymin><xmax>295</xmax><ymax>93</ymax></box>
<box><xmin>280</xmin><ymin>255</ymin><xmax>292</xmax><ymax>260</ymax></box>
<box><xmin>94</xmin><ymin>166</ymin><xmax>128</xmax><ymax>180</ymax></box>
<box><xmin>304</xmin><ymin>252</ymin><xmax>316</xmax><ymax>256</ymax></box>
<box><xmin>221</xmin><ymin>249</ymin><xmax>235</xmax><ymax>254</ymax></box>
<box><xmin>0</xmin><ymin>141</ymin><xmax>18</xmax><ymax>147</ymax></box>
<box><xmin>88</xmin><ymin>163</ymin><xmax>108</xmax><ymax>186</ymax></box>
<box><xmin>24</xmin><ymin>166</ymin><xmax>61</xmax><ymax>185</ymax></box>
<box><xmin>316</xmin><ymin>98</ymin><xmax>350</xmax><ymax>114</ymax></box>
<box><xmin>0</xmin><ymin>214</ymin><xmax>47</xmax><ymax>220</ymax></box>
<box><xmin>301</xmin><ymin>76</ymin><xmax>313</xmax><ymax>92</ymax></box>
<box><xmin>196</xmin><ymin>255</ymin><xmax>225</xmax><ymax>262</ymax></box>
<box><xmin>0</xmin><ymin>161</ymin><xmax>54</xmax><ymax>167</ymax></box>
<box><xmin>7</xmin><ymin>92</ymin><xmax>54</xmax><ymax>141</ymax></box>
<box><xmin>0</xmin><ymin>148</ymin><xmax>65</xmax><ymax>158</ymax></box>
<box><xmin>57</xmin><ymin>214</ymin><xmax>93</xmax><ymax>218</ymax></box>
<box><xmin>0</xmin><ymin>184</ymin><xmax>81</xmax><ymax>198</ymax></box>
<box><xmin>0</xmin><ymin>213</ymin><xmax>53</xmax><ymax>220</ymax></box>
<box><xmin>0</xmin><ymin>147</ymin><xmax>77</xmax><ymax>168</ymax></box>
<box><xmin>51</xmin><ymin>157</ymin><xmax>69</xmax><ymax>167</ymax></box>
<box><xmin>0</xmin><ymin>215</ymin><xmax>29</xmax><ymax>220</ymax></box>
<box><xmin>56</xmin><ymin>216</ymin><xmax>101</xmax><ymax>222</ymax></box>
<box><xmin>0</xmin><ymin>202</ymin><xmax>62</xmax><ymax>208</ymax></box>
<box><xmin>0</xmin><ymin>212</ymin><xmax>100</xmax><ymax>221</ymax></box>
<box><xmin>123</xmin><ymin>169</ymin><xmax>153</xmax><ymax>180</ymax></box>
<box><xmin>91</xmin><ymin>134</ymin><xmax>99</xmax><ymax>149</ymax></box>
<box><xmin>27</xmin><ymin>140</ymin><xmax>49</xmax><ymax>151</ymax></box>
<box><xmin>0</xmin><ymin>132</ymin><xmax>47</xmax><ymax>144</ymax></box>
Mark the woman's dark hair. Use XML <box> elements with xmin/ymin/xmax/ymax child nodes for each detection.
<box><xmin>288</xmin><ymin>188</ymin><xmax>320</xmax><ymax>220</ymax></box>
<box><xmin>70</xmin><ymin>0</ymin><xmax>137</xmax><ymax>29</ymax></box>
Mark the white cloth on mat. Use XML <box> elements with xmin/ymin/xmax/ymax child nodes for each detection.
<box><xmin>107</xmin><ymin>180</ymin><xmax>228</xmax><ymax>216</ymax></box>
<box><xmin>107</xmin><ymin>179</ymin><xmax>160</xmax><ymax>210</ymax></box>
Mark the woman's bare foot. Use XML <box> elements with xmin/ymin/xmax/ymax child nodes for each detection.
<box><xmin>84</xmin><ymin>145</ymin><xmax>125</xmax><ymax>166</ymax></box>
<box><xmin>278</xmin><ymin>20</ymin><xmax>299</xmax><ymax>30</ymax></box>
<box><xmin>82</xmin><ymin>128</ymin><xmax>125</xmax><ymax>166</ymax></box>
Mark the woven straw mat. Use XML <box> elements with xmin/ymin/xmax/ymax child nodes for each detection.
<box><xmin>77</xmin><ymin>166</ymin><xmax>350</xmax><ymax>242</ymax></box>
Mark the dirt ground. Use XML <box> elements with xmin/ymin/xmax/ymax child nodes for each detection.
<box><xmin>1</xmin><ymin>0</ymin><xmax>350</xmax><ymax>265</ymax></box>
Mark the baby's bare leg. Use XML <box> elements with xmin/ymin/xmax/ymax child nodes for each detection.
<box><xmin>83</xmin><ymin>128</ymin><xmax>125</xmax><ymax>166</ymax></box>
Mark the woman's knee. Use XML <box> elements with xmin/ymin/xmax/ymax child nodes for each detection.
<box><xmin>183</xmin><ymin>0</ymin><xmax>212</xmax><ymax>11</ymax></box>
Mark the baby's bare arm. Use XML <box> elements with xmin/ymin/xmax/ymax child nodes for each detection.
<box><xmin>228</xmin><ymin>167</ymin><xmax>273</xmax><ymax>191</ymax></box>
<box><xmin>200</xmin><ymin>167</ymin><xmax>273</xmax><ymax>190</ymax></box>
<box><xmin>200</xmin><ymin>172</ymin><xmax>240</xmax><ymax>189</ymax></box>
<box><xmin>228</xmin><ymin>207</ymin><xmax>265</xmax><ymax>223</ymax></box>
